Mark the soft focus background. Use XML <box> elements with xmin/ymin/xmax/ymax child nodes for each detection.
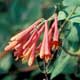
<box><xmin>0</xmin><ymin>0</ymin><xmax>80</xmax><ymax>80</ymax></box>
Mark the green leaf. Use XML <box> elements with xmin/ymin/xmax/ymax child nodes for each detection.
<box><xmin>0</xmin><ymin>54</ymin><xmax>12</xmax><ymax>73</ymax></box>
<box><xmin>66</xmin><ymin>22</ymin><xmax>80</xmax><ymax>42</ymax></box>
<box><xmin>8</xmin><ymin>0</ymin><xmax>42</xmax><ymax>25</ymax></box>
<box><xmin>2</xmin><ymin>74</ymin><xmax>16</xmax><ymax>80</ymax></box>
<box><xmin>63</xmin><ymin>6</ymin><xmax>80</xmax><ymax>23</ymax></box>
<box><xmin>52</xmin><ymin>0</ymin><xmax>64</xmax><ymax>4</ymax></box>
<box><xmin>50</xmin><ymin>51</ymin><xmax>71</xmax><ymax>79</ymax></box>
<box><xmin>50</xmin><ymin>43</ymin><xmax>79</xmax><ymax>79</ymax></box>
<box><xmin>30</xmin><ymin>69</ymin><xmax>40</xmax><ymax>77</ymax></box>
<box><xmin>0</xmin><ymin>27</ymin><xmax>11</xmax><ymax>51</ymax></box>
<box><xmin>63</xmin><ymin>57</ymin><xmax>77</xmax><ymax>74</ymax></box>
<box><xmin>58</xmin><ymin>11</ymin><xmax>66</xmax><ymax>20</ymax></box>
<box><xmin>63</xmin><ymin>6</ymin><xmax>75</xmax><ymax>15</ymax></box>
<box><xmin>65</xmin><ymin>75</ymin><xmax>72</xmax><ymax>80</ymax></box>
<box><xmin>69</xmin><ymin>7</ymin><xmax>80</xmax><ymax>23</ymax></box>
<box><xmin>63</xmin><ymin>0</ymin><xmax>80</xmax><ymax>6</ymax></box>
<box><xmin>0</xmin><ymin>28</ymin><xmax>12</xmax><ymax>73</ymax></box>
<box><xmin>70</xmin><ymin>16</ymin><xmax>80</xmax><ymax>23</ymax></box>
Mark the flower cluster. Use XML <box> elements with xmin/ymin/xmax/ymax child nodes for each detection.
<box><xmin>4</xmin><ymin>14</ymin><xmax>59</xmax><ymax>66</ymax></box>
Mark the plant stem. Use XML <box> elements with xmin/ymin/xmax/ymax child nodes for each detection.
<box><xmin>61</xmin><ymin>46</ymin><xmax>80</xmax><ymax>57</ymax></box>
<box><xmin>44</xmin><ymin>61</ymin><xmax>48</xmax><ymax>80</ymax></box>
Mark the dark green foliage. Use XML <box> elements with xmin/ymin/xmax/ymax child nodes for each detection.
<box><xmin>0</xmin><ymin>0</ymin><xmax>80</xmax><ymax>80</ymax></box>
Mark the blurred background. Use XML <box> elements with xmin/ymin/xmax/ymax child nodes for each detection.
<box><xmin>0</xmin><ymin>0</ymin><xmax>80</xmax><ymax>80</ymax></box>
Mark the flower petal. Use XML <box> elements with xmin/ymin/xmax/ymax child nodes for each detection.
<box><xmin>10</xmin><ymin>18</ymin><xmax>42</xmax><ymax>41</ymax></box>
<box><xmin>44</xmin><ymin>20</ymin><xmax>51</xmax><ymax>62</ymax></box>
<box><xmin>4</xmin><ymin>41</ymin><xmax>18</xmax><ymax>51</ymax></box>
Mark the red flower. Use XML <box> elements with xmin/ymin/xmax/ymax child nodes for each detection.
<box><xmin>4</xmin><ymin>19</ymin><xmax>42</xmax><ymax>60</ymax></box>
<box><xmin>49</xmin><ymin>14</ymin><xmax>59</xmax><ymax>50</ymax></box>
<box><xmin>40</xmin><ymin>20</ymin><xmax>52</xmax><ymax>63</ymax></box>
<box><xmin>4</xmin><ymin>14</ymin><xmax>59</xmax><ymax>66</ymax></box>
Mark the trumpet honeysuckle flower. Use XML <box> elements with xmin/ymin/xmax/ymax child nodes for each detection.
<box><xmin>44</xmin><ymin>20</ymin><xmax>52</xmax><ymax>63</ymax></box>
<box><xmin>48</xmin><ymin>19</ymin><xmax>55</xmax><ymax>38</ymax></box>
<box><xmin>4</xmin><ymin>14</ymin><xmax>59</xmax><ymax>66</ymax></box>
<box><xmin>4</xmin><ymin>40</ymin><xmax>18</xmax><ymax>52</ymax></box>
<box><xmin>22</xmin><ymin>43</ymin><xmax>35</xmax><ymax>64</ymax></box>
<box><xmin>10</xmin><ymin>19</ymin><xmax>42</xmax><ymax>41</ymax></box>
<box><xmin>40</xmin><ymin>20</ymin><xmax>51</xmax><ymax>63</ymax></box>
<box><xmin>53</xmin><ymin>14</ymin><xmax>59</xmax><ymax>41</ymax></box>
<box><xmin>52</xmin><ymin>14</ymin><xmax>59</xmax><ymax>50</ymax></box>
<box><xmin>28</xmin><ymin>42</ymin><xmax>36</xmax><ymax>66</ymax></box>
<box><xmin>23</xmin><ymin>32</ymin><xmax>38</xmax><ymax>66</ymax></box>
<box><xmin>4</xmin><ymin>18</ymin><xmax>42</xmax><ymax>52</ymax></box>
<box><xmin>23</xmin><ymin>30</ymin><xmax>37</xmax><ymax>49</ymax></box>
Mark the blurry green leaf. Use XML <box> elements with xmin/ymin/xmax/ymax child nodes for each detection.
<box><xmin>50</xmin><ymin>51</ymin><xmax>71</xmax><ymax>79</ymax></box>
<box><xmin>58</xmin><ymin>11</ymin><xmax>66</xmax><ymax>20</ymax></box>
<box><xmin>75</xmin><ymin>73</ymin><xmax>80</xmax><ymax>78</ymax></box>
<box><xmin>52</xmin><ymin>0</ymin><xmax>63</xmax><ymax>4</ymax></box>
<box><xmin>0</xmin><ymin>13</ymin><xmax>11</xmax><ymax>31</ymax></box>
<box><xmin>0</xmin><ymin>54</ymin><xmax>12</xmax><ymax>73</ymax></box>
<box><xmin>42</xmin><ymin>7</ymin><xmax>55</xmax><ymax>19</ymax></box>
<box><xmin>0</xmin><ymin>28</ymin><xmax>12</xmax><ymax>73</ymax></box>
<box><xmin>63</xmin><ymin>6</ymin><xmax>75</xmax><ymax>15</ymax></box>
<box><xmin>65</xmin><ymin>75</ymin><xmax>72</xmax><ymax>80</ymax></box>
<box><xmin>0</xmin><ymin>28</ymin><xmax>11</xmax><ymax>51</ymax></box>
<box><xmin>63</xmin><ymin>6</ymin><xmax>79</xmax><ymax>18</ymax></box>
<box><xmin>0</xmin><ymin>13</ymin><xmax>9</xmax><ymax>25</ymax></box>
<box><xmin>66</xmin><ymin>22</ymin><xmax>80</xmax><ymax>42</ymax></box>
<box><xmin>70</xmin><ymin>16</ymin><xmax>80</xmax><ymax>23</ymax></box>
<box><xmin>62</xmin><ymin>41</ymin><xmax>79</xmax><ymax>74</ymax></box>
<box><xmin>69</xmin><ymin>7</ymin><xmax>80</xmax><ymax>23</ymax></box>
<box><xmin>25</xmin><ymin>0</ymin><xmax>42</xmax><ymax>23</ymax></box>
<box><xmin>50</xmin><ymin>44</ymin><xmax>79</xmax><ymax>79</ymax></box>
<box><xmin>47</xmin><ymin>60</ymin><xmax>55</xmax><ymax>74</ymax></box>
<box><xmin>63</xmin><ymin>22</ymin><xmax>80</xmax><ymax>51</ymax></box>
<box><xmin>9</xmin><ymin>0</ymin><xmax>42</xmax><ymax>25</ymax></box>
<box><xmin>63</xmin><ymin>57</ymin><xmax>77</xmax><ymax>74</ymax></box>
<box><xmin>8</xmin><ymin>0</ymin><xmax>27</xmax><ymax>23</ymax></box>
<box><xmin>37</xmin><ymin>58</ymin><xmax>46</xmax><ymax>73</ymax></box>
<box><xmin>75</xmin><ymin>7</ymin><xmax>80</xmax><ymax>14</ymax></box>
<box><xmin>2</xmin><ymin>74</ymin><xmax>16</xmax><ymax>80</ymax></box>
<box><xmin>30</xmin><ymin>69</ymin><xmax>40</xmax><ymax>77</ymax></box>
<box><xmin>63</xmin><ymin>0</ymin><xmax>80</xmax><ymax>6</ymax></box>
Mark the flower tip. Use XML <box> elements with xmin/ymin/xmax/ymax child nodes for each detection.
<box><xmin>4</xmin><ymin>41</ymin><xmax>18</xmax><ymax>51</ymax></box>
<box><xmin>40</xmin><ymin>50</ymin><xmax>45</xmax><ymax>59</ymax></box>
<box><xmin>10</xmin><ymin>36</ymin><xmax>16</xmax><ymax>41</ymax></box>
<box><xmin>28</xmin><ymin>55</ymin><xmax>34</xmax><ymax>66</ymax></box>
<box><xmin>28</xmin><ymin>61</ymin><xmax>33</xmax><ymax>66</ymax></box>
<box><xmin>40</xmin><ymin>54</ymin><xmax>44</xmax><ymax>59</ymax></box>
<box><xmin>45</xmin><ymin>54</ymin><xmax>52</xmax><ymax>63</ymax></box>
<box><xmin>4</xmin><ymin>45</ymin><xmax>12</xmax><ymax>52</ymax></box>
<box><xmin>52</xmin><ymin>41</ymin><xmax>59</xmax><ymax>50</ymax></box>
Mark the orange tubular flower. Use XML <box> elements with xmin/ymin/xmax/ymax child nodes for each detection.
<box><xmin>3</xmin><ymin>15</ymin><xmax>59</xmax><ymax>66</ymax></box>
<box><xmin>48</xmin><ymin>21</ymin><xmax>55</xmax><ymax>42</ymax></box>
<box><xmin>23</xmin><ymin>30</ymin><xmax>37</xmax><ymax>49</ymax></box>
<box><xmin>4</xmin><ymin>40</ymin><xmax>18</xmax><ymax>52</ymax></box>
<box><xmin>39</xmin><ymin>34</ymin><xmax>45</xmax><ymax>59</ymax></box>
<box><xmin>44</xmin><ymin>20</ymin><xmax>52</xmax><ymax>63</ymax></box>
<box><xmin>40</xmin><ymin>20</ymin><xmax>51</xmax><ymax>63</ymax></box>
<box><xmin>4</xmin><ymin>19</ymin><xmax>42</xmax><ymax>60</ymax></box>
<box><xmin>23</xmin><ymin>32</ymin><xmax>38</xmax><ymax>66</ymax></box>
<box><xmin>48</xmin><ymin>14</ymin><xmax>59</xmax><ymax>50</ymax></box>
<box><xmin>52</xmin><ymin>14</ymin><xmax>59</xmax><ymax>50</ymax></box>
<box><xmin>28</xmin><ymin>43</ymin><xmax>36</xmax><ymax>66</ymax></box>
<box><xmin>10</xmin><ymin>18</ymin><xmax>42</xmax><ymax>41</ymax></box>
<box><xmin>22</xmin><ymin>43</ymin><xmax>35</xmax><ymax>63</ymax></box>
